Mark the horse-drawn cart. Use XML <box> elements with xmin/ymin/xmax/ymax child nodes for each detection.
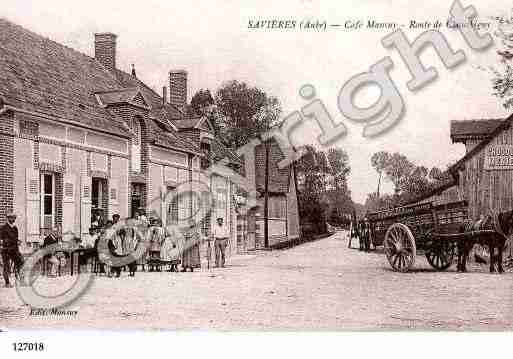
<box><xmin>366</xmin><ymin>200</ymin><xmax>495</xmax><ymax>272</ymax></box>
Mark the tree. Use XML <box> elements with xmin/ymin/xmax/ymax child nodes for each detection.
<box><xmin>398</xmin><ymin>166</ymin><xmax>430</xmax><ymax>203</ymax></box>
<box><xmin>474</xmin><ymin>11</ymin><xmax>513</xmax><ymax>108</ymax></box>
<box><xmin>189</xmin><ymin>89</ymin><xmax>226</xmax><ymax>137</ymax></box>
<box><xmin>428</xmin><ymin>166</ymin><xmax>444</xmax><ymax>182</ymax></box>
<box><xmin>327</xmin><ymin>148</ymin><xmax>350</xmax><ymax>191</ymax></box>
<box><xmin>207</xmin><ymin>81</ymin><xmax>281</xmax><ymax>247</ymax></box>
<box><xmin>190</xmin><ymin>89</ymin><xmax>214</xmax><ymax>115</ymax></box>
<box><xmin>370</xmin><ymin>151</ymin><xmax>390</xmax><ymax>197</ymax></box>
<box><xmin>295</xmin><ymin>145</ymin><xmax>327</xmax><ymax>197</ymax></box>
<box><xmin>326</xmin><ymin>148</ymin><xmax>351</xmax><ymax>221</ymax></box>
<box><xmin>384</xmin><ymin>152</ymin><xmax>415</xmax><ymax>195</ymax></box>
<box><xmin>214</xmin><ymin>81</ymin><xmax>282</xmax><ymax>247</ymax></box>
<box><xmin>295</xmin><ymin>146</ymin><xmax>352</xmax><ymax>232</ymax></box>
<box><xmin>215</xmin><ymin>80</ymin><xmax>281</xmax><ymax>148</ymax></box>
<box><xmin>364</xmin><ymin>191</ymin><xmax>396</xmax><ymax>212</ymax></box>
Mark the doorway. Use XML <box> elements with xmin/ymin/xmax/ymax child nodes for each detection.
<box><xmin>131</xmin><ymin>183</ymin><xmax>145</xmax><ymax>218</ymax></box>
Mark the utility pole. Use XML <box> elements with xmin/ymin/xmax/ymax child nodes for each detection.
<box><xmin>263</xmin><ymin>139</ymin><xmax>270</xmax><ymax>248</ymax></box>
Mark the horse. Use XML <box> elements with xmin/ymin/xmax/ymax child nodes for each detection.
<box><xmin>457</xmin><ymin>210</ymin><xmax>513</xmax><ymax>273</ymax></box>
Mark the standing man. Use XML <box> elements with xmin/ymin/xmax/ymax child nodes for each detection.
<box><xmin>1</xmin><ymin>212</ymin><xmax>23</xmax><ymax>288</ymax></box>
<box><xmin>212</xmin><ymin>217</ymin><xmax>229</xmax><ymax>268</ymax></box>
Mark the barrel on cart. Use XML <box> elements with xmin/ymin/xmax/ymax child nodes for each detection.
<box><xmin>367</xmin><ymin>200</ymin><xmax>469</xmax><ymax>272</ymax></box>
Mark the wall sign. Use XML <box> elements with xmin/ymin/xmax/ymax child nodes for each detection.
<box><xmin>484</xmin><ymin>145</ymin><xmax>513</xmax><ymax>170</ymax></box>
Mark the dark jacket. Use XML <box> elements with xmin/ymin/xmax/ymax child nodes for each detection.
<box><xmin>0</xmin><ymin>223</ymin><xmax>19</xmax><ymax>251</ymax></box>
<box><xmin>43</xmin><ymin>233</ymin><xmax>59</xmax><ymax>248</ymax></box>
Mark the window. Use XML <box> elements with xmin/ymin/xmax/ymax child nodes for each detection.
<box><xmin>167</xmin><ymin>187</ymin><xmax>178</xmax><ymax>226</ymax></box>
<box><xmin>132</xmin><ymin>118</ymin><xmax>142</xmax><ymax>172</ymax></box>
<box><xmin>200</xmin><ymin>141</ymin><xmax>210</xmax><ymax>152</ymax></box>
<box><xmin>92</xmin><ymin>178</ymin><xmax>103</xmax><ymax>209</ymax></box>
<box><xmin>41</xmin><ymin>173</ymin><xmax>55</xmax><ymax>230</ymax></box>
<box><xmin>131</xmin><ymin>183</ymin><xmax>145</xmax><ymax>218</ymax></box>
<box><xmin>200</xmin><ymin>141</ymin><xmax>211</xmax><ymax>169</ymax></box>
<box><xmin>269</xmin><ymin>197</ymin><xmax>286</xmax><ymax>219</ymax></box>
<box><xmin>201</xmin><ymin>191</ymin><xmax>212</xmax><ymax>236</ymax></box>
<box><xmin>216</xmin><ymin>189</ymin><xmax>226</xmax><ymax>210</ymax></box>
<box><xmin>133</xmin><ymin>119</ymin><xmax>141</xmax><ymax>146</ymax></box>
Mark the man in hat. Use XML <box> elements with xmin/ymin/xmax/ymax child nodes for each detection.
<box><xmin>212</xmin><ymin>217</ymin><xmax>229</xmax><ymax>268</ymax></box>
<box><xmin>1</xmin><ymin>212</ymin><xmax>23</xmax><ymax>287</ymax></box>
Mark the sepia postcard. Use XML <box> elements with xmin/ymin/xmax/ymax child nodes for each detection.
<box><xmin>1</xmin><ymin>1</ymin><xmax>513</xmax><ymax>351</ymax></box>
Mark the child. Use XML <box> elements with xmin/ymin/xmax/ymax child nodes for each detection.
<box><xmin>161</xmin><ymin>232</ymin><xmax>181</xmax><ymax>272</ymax></box>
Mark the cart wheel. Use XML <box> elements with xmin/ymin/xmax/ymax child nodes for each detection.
<box><xmin>425</xmin><ymin>240</ymin><xmax>454</xmax><ymax>271</ymax></box>
<box><xmin>384</xmin><ymin>223</ymin><xmax>416</xmax><ymax>272</ymax></box>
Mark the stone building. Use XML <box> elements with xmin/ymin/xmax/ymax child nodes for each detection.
<box><xmin>0</xmin><ymin>19</ymin><xmax>300</xmax><ymax>254</ymax></box>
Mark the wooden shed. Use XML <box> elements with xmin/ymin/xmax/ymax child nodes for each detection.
<box><xmin>449</xmin><ymin>114</ymin><xmax>513</xmax><ymax>220</ymax></box>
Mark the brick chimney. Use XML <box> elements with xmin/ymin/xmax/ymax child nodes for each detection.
<box><xmin>169</xmin><ymin>70</ymin><xmax>187</xmax><ymax>111</ymax></box>
<box><xmin>95</xmin><ymin>33</ymin><xmax>117</xmax><ymax>71</ymax></box>
<box><xmin>162</xmin><ymin>86</ymin><xmax>167</xmax><ymax>106</ymax></box>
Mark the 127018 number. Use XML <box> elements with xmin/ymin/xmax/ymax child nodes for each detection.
<box><xmin>12</xmin><ymin>342</ymin><xmax>45</xmax><ymax>351</ymax></box>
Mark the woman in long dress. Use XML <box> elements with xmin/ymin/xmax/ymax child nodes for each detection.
<box><xmin>149</xmin><ymin>219</ymin><xmax>165</xmax><ymax>272</ymax></box>
<box><xmin>181</xmin><ymin>221</ymin><xmax>202</xmax><ymax>272</ymax></box>
<box><xmin>161</xmin><ymin>225</ymin><xmax>182</xmax><ymax>272</ymax></box>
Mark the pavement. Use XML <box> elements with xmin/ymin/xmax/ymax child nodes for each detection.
<box><xmin>1</xmin><ymin>231</ymin><xmax>513</xmax><ymax>330</ymax></box>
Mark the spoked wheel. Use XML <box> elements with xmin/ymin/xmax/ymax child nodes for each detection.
<box><xmin>384</xmin><ymin>223</ymin><xmax>416</xmax><ymax>272</ymax></box>
<box><xmin>425</xmin><ymin>240</ymin><xmax>454</xmax><ymax>271</ymax></box>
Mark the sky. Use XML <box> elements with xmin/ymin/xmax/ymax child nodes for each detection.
<box><xmin>3</xmin><ymin>0</ymin><xmax>512</xmax><ymax>203</ymax></box>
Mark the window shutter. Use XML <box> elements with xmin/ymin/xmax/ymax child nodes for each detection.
<box><xmin>62</xmin><ymin>173</ymin><xmax>77</xmax><ymax>235</ymax></box>
<box><xmin>109</xmin><ymin>177</ymin><xmax>119</xmax><ymax>216</ymax></box>
<box><xmin>80</xmin><ymin>175</ymin><xmax>92</xmax><ymax>237</ymax></box>
<box><xmin>170</xmin><ymin>190</ymin><xmax>178</xmax><ymax>225</ymax></box>
<box><xmin>25</xmin><ymin>168</ymin><xmax>40</xmax><ymax>243</ymax></box>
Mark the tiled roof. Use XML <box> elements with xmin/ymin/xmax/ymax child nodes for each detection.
<box><xmin>209</xmin><ymin>138</ymin><xmax>243</xmax><ymax>166</ymax></box>
<box><xmin>450</xmin><ymin>119</ymin><xmax>504</xmax><ymax>142</ymax></box>
<box><xmin>0</xmin><ymin>18</ymin><xmax>200</xmax><ymax>154</ymax></box>
<box><xmin>112</xmin><ymin>69</ymin><xmax>186</xmax><ymax>134</ymax></box>
<box><xmin>254</xmin><ymin>139</ymin><xmax>291</xmax><ymax>193</ymax></box>
<box><xmin>149</xmin><ymin>119</ymin><xmax>200</xmax><ymax>154</ymax></box>
<box><xmin>0</xmin><ymin>19</ymin><xmax>130</xmax><ymax>137</ymax></box>
<box><xmin>113</xmin><ymin>69</ymin><xmax>183</xmax><ymax>121</ymax></box>
<box><xmin>172</xmin><ymin>117</ymin><xmax>202</xmax><ymax>129</ymax></box>
<box><xmin>95</xmin><ymin>87</ymin><xmax>150</xmax><ymax>108</ymax></box>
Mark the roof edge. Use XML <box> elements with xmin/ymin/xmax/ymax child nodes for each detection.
<box><xmin>449</xmin><ymin>114</ymin><xmax>513</xmax><ymax>173</ymax></box>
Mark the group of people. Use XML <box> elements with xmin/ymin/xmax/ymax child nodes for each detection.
<box><xmin>0</xmin><ymin>209</ymin><xmax>233</xmax><ymax>287</ymax></box>
<box><xmin>348</xmin><ymin>218</ymin><xmax>373</xmax><ymax>252</ymax></box>
<box><xmin>92</xmin><ymin>213</ymin><xmax>231</xmax><ymax>276</ymax></box>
